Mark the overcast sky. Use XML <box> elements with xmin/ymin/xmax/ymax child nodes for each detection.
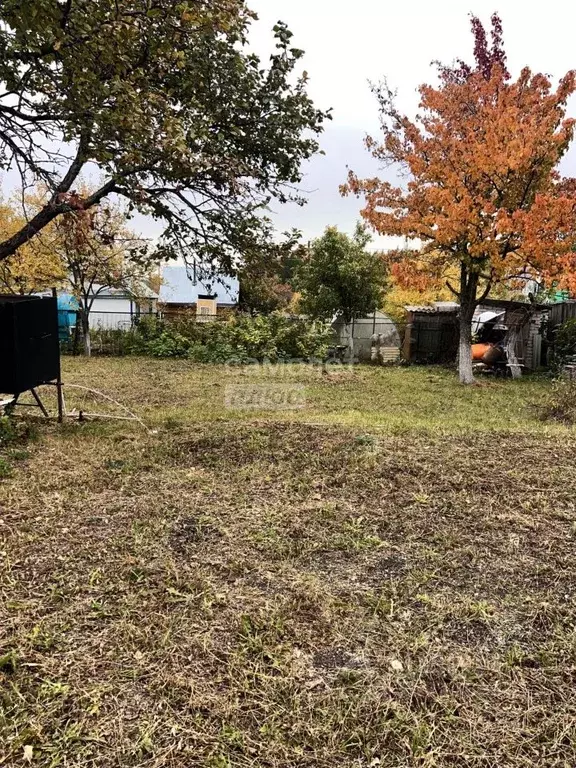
<box><xmin>6</xmin><ymin>2</ymin><xmax>576</xmax><ymax>251</ymax></box>
<box><xmin>246</xmin><ymin>0</ymin><xmax>576</xmax><ymax>247</ymax></box>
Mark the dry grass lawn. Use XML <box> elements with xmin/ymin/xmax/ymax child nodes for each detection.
<box><xmin>1</xmin><ymin>358</ymin><xmax>576</xmax><ymax>767</ymax></box>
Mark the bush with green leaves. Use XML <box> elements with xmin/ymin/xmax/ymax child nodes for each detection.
<box><xmin>551</xmin><ymin>318</ymin><xmax>576</xmax><ymax>372</ymax></box>
<box><xmin>219</xmin><ymin>314</ymin><xmax>333</xmax><ymax>361</ymax></box>
<box><xmin>0</xmin><ymin>416</ymin><xmax>16</xmax><ymax>447</ymax></box>
<box><xmin>91</xmin><ymin>313</ymin><xmax>332</xmax><ymax>362</ymax></box>
<box><xmin>0</xmin><ymin>416</ymin><xmax>37</xmax><ymax>479</ymax></box>
<box><xmin>145</xmin><ymin>331</ymin><xmax>192</xmax><ymax>359</ymax></box>
<box><xmin>188</xmin><ymin>341</ymin><xmax>249</xmax><ymax>364</ymax></box>
<box><xmin>541</xmin><ymin>379</ymin><xmax>576</xmax><ymax>425</ymax></box>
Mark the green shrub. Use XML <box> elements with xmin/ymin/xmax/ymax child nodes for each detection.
<box><xmin>0</xmin><ymin>416</ymin><xmax>37</xmax><ymax>446</ymax></box>
<box><xmin>218</xmin><ymin>314</ymin><xmax>333</xmax><ymax>361</ymax></box>
<box><xmin>551</xmin><ymin>318</ymin><xmax>576</xmax><ymax>372</ymax></box>
<box><xmin>90</xmin><ymin>317</ymin><xmax>166</xmax><ymax>356</ymax></box>
<box><xmin>89</xmin><ymin>313</ymin><xmax>332</xmax><ymax>362</ymax></box>
<box><xmin>541</xmin><ymin>379</ymin><xmax>576</xmax><ymax>425</ymax></box>
<box><xmin>188</xmin><ymin>341</ymin><xmax>249</xmax><ymax>364</ymax></box>
<box><xmin>90</xmin><ymin>327</ymin><xmax>136</xmax><ymax>356</ymax></box>
<box><xmin>145</xmin><ymin>331</ymin><xmax>191</xmax><ymax>358</ymax></box>
<box><xmin>0</xmin><ymin>416</ymin><xmax>36</xmax><ymax>480</ymax></box>
<box><xmin>135</xmin><ymin>314</ymin><xmax>164</xmax><ymax>341</ymax></box>
<box><xmin>0</xmin><ymin>416</ymin><xmax>16</xmax><ymax>446</ymax></box>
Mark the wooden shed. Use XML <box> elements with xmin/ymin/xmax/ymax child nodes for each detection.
<box><xmin>476</xmin><ymin>299</ymin><xmax>548</xmax><ymax>371</ymax></box>
<box><xmin>403</xmin><ymin>299</ymin><xmax>549</xmax><ymax>370</ymax></box>
<box><xmin>402</xmin><ymin>304</ymin><xmax>459</xmax><ymax>363</ymax></box>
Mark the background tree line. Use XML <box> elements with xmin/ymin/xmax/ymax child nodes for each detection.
<box><xmin>1</xmin><ymin>5</ymin><xmax>576</xmax><ymax>379</ymax></box>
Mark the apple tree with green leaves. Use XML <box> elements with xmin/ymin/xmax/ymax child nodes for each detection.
<box><xmin>0</xmin><ymin>0</ymin><xmax>329</xmax><ymax>271</ymax></box>
<box><xmin>297</xmin><ymin>226</ymin><xmax>388</xmax><ymax>358</ymax></box>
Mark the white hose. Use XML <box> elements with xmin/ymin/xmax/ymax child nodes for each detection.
<box><xmin>62</xmin><ymin>384</ymin><xmax>152</xmax><ymax>433</ymax></box>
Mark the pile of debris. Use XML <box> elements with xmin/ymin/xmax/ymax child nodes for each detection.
<box><xmin>472</xmin><ymin>304</ymin><xmax>541</xmax><ymax>378</ymax></box>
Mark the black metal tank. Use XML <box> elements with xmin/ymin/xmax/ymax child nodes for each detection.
<box><xmin>0</xmin><ymin>295</ymin><xmax>60</xmax><ymax>395</ymax></box>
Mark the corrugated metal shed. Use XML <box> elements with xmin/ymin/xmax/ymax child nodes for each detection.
<box><xmin>332</xmin><ymin>311</ymin><xmax>401</xmax><ymax>362</ymax></box>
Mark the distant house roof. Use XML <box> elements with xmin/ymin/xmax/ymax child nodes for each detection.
<box><xmin>404</xmin><ymin>305</ymin><xmax>438</xmax><ymax>314</ymax></box>
<box><xmin>40</xmin><ymin>285</ymin><xmax>158</xmax><ymax>302</ymax></box>
<box><xmin>159</xmin><ymin>265</ymin><xmax>239</xmax><ymax>306</ymax></box>
<box><xmin>90</xmin><ymin>284</ymin><xmax>158</xmax><ymax>300</ymax></box>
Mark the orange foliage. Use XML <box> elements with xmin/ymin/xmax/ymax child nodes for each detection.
<box><xmin>382</xmin><ymin>251</ymin><xmax>457</xmax><ymax>323</ymax></box>
<box><xmin>343</xmin><ymin>19</ymin><xmax>576</xmax><ymax>298</ymax></box>
<box><xmin>0</xmin><ymin>199</ymin><xmax>66</xmax><ymax>294</ymax></box>
<box><xmin>388</xmin><ymin>256</ymin><xmax>445</xmax><ymax>293</ymax></box>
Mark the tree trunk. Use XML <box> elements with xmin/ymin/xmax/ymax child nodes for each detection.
<box><xmin>347</xmin><ymin>318</ymin><xmax>355</xmax><ymax>363</ymax></box>
<box><xmin>346</xmin><ymin>333</ymin><xmax>355</xmax><ymax>363</ymax></box>
<box><xmin>457</xmin><ymin>265</ymin><xmax>479</xmax><ymax>385</ymax></box>
<box><xmin>72</xmin><ymin>314</ymin><xmax>80</xmax><ymax>356</ymax></box>
<box><xmin>458</xmin><ymin>310</ymin><xmax>475</xmax><ymax>384</ymax></box>
<box><xmin>80</xmin><ymin>311</ymin><xmax>91</xmax><ymax>357</ymax></box>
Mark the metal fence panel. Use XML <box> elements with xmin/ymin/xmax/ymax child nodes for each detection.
<box><xmin>90</xmin><ymin>311</ymin><xmax>138</xmax><ymax>330</ymax></box>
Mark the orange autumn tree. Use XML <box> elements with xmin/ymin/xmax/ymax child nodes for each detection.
<box><xmin>383</xmin><ymin>253</ymin><xmax>457</xmax><ymax>323</ymax></box>
<box><xmin>344</xmin><ymin>14</ymin><xmax>576</xmax><ymax>383</ymax></box>
<box><xmin>0</xmin><ymin>199</ymin><xmax>65</xmax><ymax>294</ymax></box>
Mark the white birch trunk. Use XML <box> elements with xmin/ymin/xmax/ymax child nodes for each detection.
<box><xmin>458</xmin><ymin>312</ymin><xmax>475</xmax><ymax>384</ymax></box>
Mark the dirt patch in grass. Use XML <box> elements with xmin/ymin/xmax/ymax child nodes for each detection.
<box><xmin>2</xmin><ymin>409</ymin><xmax>576</xmax><ymax>767</ymax></box>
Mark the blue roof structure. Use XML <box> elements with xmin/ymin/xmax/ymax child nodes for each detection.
<box><xmin>159</xmin><ymin>265</ymin><xmax>239</xmax><ymax>306</ymax></box>
<box><xmin>56</xmin><ymin>293</ymin><xmax>79</xmax><ymax>340</ymax></box>
<box><xmin>57</xmin><ymin>293</ymin><xmax>79</xmax><ymax>312</ymax></box>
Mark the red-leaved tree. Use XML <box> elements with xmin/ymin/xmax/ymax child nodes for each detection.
<box><xmin>343</xmin><ymin>13</ymin><xmax>576</xmax><ymax>383</ymax></box>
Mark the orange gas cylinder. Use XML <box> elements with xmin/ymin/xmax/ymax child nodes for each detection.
<box><xmin>471</xmin><ymin>343</ymin><xmax>493</xmax><ymax>361</ymax></box>
<box><xmin>482</xmin><ymin>345</ymin><xmax>503</xmax><ymax>366</ymax></box>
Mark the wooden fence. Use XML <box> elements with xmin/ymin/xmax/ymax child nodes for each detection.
<box><xmin>548</xmin><ymin>302</ymin><xmax>576</xmax><ymax>328</ymax></box>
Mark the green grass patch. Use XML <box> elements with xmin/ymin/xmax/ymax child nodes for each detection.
<box><xmin>55</xmin><ymin>357</ymin><xmax>570</xmax><ymax>435</ymax></box>
<box><xmin>1</xmin><ymin>358</ymin><xmax>575</xmax><ymax>766</ymax></box>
